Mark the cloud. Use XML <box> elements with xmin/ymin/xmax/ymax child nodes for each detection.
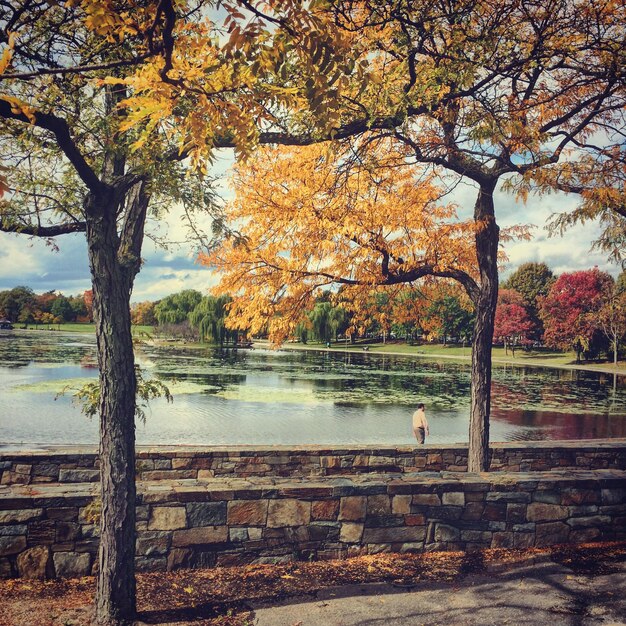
<box><xmin>1</xmin><ymin>161</ymin><xmax>621</xmax><ymax>302</ymax></box>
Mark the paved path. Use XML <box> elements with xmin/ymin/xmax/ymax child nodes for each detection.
<box><xmin>252</xmin><ymin>557</ymin><xmax>626</xmax><ymax>625</ymax></box>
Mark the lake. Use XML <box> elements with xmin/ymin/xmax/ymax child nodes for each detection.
<box><xmin>1</xmin><ymin>330</ymin><xmax>625</xmax><ymax>446</ymax></box>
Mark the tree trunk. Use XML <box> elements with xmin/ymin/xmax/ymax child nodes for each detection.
<box><xmin>468</xmin><ymin>182</ymin><xmax>499</xmax><ymax>473</ymax></box>
<box><xmin>85</xmin><ymin>187</ymin><xmax>144</xmax><ymax>625</ymax></box>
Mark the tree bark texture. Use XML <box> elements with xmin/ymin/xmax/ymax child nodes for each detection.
<box><xmin>468</xmin><ymin>182</ymin><xmax>499</xmax><ymax>473</ymax></box>
<box><xmin>84</xmin><ymin>182</ymin><xmax>147</xmax><ymax>625</ymax></box>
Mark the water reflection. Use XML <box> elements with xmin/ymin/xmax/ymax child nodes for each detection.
<box><xmin>0</xmin><ymin>330</ymin><xmax>625</xmax><ymax>445</ymax></box>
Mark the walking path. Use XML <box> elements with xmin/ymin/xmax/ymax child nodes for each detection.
<box><xmin>252</xmin><ymin>551</ymin><xmax>626</xmax><ymax>625</ymax></box>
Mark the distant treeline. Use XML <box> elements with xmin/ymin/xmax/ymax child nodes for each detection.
<box><xmin>4</xmin><ymin>262</ymin><xmax>626</xmax><ymax>361</ymax></box>
<box><xmin>0</xmin><ymin>286</ymin><xmax>92</xmax><ymax>326</ymax></box>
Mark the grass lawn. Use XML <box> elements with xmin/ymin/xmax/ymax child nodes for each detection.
<box><xmin>20</xmin><ymin>323</ymin><xmax>154</xmax><ymax>335</ymax></box>
<box><xmin>271</xmin><ymin>339</ymin><xmax>626</xmax><ymax>374</ymax></box>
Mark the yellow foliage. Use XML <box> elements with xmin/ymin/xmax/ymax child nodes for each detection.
<box><xmin>200</xmin><ymin>139</ymin><xmax>478</xmax><ymax>343</ymax></box>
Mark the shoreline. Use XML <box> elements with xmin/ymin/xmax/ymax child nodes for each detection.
<box><xmin>11</xmin><ymin>326</ymin><xmax>626</xmax><ymax>376</ymax></box>
<box><xmin>260</xmin><ymin>340</ymin><xmax>626</xmax><ymax>376</ymax></box>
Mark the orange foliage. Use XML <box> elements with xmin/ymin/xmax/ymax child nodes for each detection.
<box><xmin>200</xmin><ymin>141</ymin><xmax>478</xmax><ymax>343</ymax></box>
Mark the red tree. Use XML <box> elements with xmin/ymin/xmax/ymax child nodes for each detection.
<box><xmin>83</xmin><ymin>289</ymin><xmax>94</xmax><ymax>323</ymax></box>
<box><xmin>493</xmin><ymin>289</ymin><xmax>534</xmax><ymax>356</ymax></box>
<box><xmin>539</xmin><ymin>268</ymin><xmax>613</xmax><ymax>362</ymax></box>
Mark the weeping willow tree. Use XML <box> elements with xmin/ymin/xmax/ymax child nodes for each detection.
<box><xmin>189</xmin><ymin>295</ymin><xmax>238</xmax><ymax>345</ymax></box>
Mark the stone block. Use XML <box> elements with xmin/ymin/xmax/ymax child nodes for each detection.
<box><xmin>566</xmin><ymin>515</ymin><xmax>611</xmax><ymax>528</ymax></box>
<box><xmin>433</xmin><ymin>524</ymin><xmax>460</xmax><ymax>542</ymax></box>
<box><xmin>186</xmin><ymin>502</ymin><xmax>226</xmax><ymax>527</ymax></box>
<box><xmin>340</xmin><ymin>523</ymin><xmax>364</xmax><ymax>543</ymax></box>
<box><xmin>485</xmin><ymin>492</ymin><xmax>530</xmax><ymax>503</ymax></box>
<box><xmin>512</xmin><ymin>532</ymin><xmax>535</xmax><ymax>549</ymax></box>
<box><xmin>0</xmin><ymin>509</ymin><xmax>43</xmax><ymax>524</ymax></box>
<box><xmin>135</xmin><ymin>556</ymin><xmax>167</xmax><ymax>572</ymax></box>
<box><xmin>136</xmin><ymin>531</ymin><xmax>171</xmax><ymax>556</ymax></box>
<box><xmin>56</xmin><ymin>522</ymin><xmax>80</xmax><ymax>543</ymax></box>
<box><xmin>560</xmin><ymin>488</ymin><xmax>600</xmax><ymax>506</ymax></box>
<box><xmin>1</xmin><ymin>471</ymin><xmax>29</xmax><ymax>485</ymax></box>
<box><xmin>0</xmin><ymin>525</ymin><xmax>27</xmax><ymax>536</ymax></box>
<box><xmin>392</xmin><ymin>496</ymin><xmax>411</xmax><ymax>515</ymax></box>
<box><xmin>602</xmin><ymin>488</ymin><xmax>625</xmax><ymax>505</ymax></box>
<box><xmin>136</xmin><ymin>459</ymin><xmax>155</xmax><ymax>472</ymax></box>
<box><xmin>33</xmin><ymin>463</ymin><xmax>59</xmax><ymax>478</ymax></box>
<box><xmin>412</xmin><ymin>494</ymin><xmax>441</xmax><ymax>506</ymax></box>
<box><xmin>229</xmin><ymin>528</ymin><xmax>248</xmax><ymax>542</ymax></box>
<box><xmin>17</xmin><ymin>546</ymin><xmax>52</xmax><ymax>579</ymax></box>
<box><xmin>535</xmin><ymin>522</ymin><xmax>569</xmax><ymax>547</ymax></box>
<box><xmin>142</xmin><ymin>470</ymin><xmax>195</xmax><ymax>481</ymax></box>
<box><xmin>172</xmin><ymin>458</ymin><xmax>193</xmax><ymax>469</ymax></box>
<box><xmin>311</xmin><ymin>500</ymin><xmax>339</xmax><ymax>521</ymax></box>
<box><xmin>339</xmin><ymin>496</ymin><xmax>367</xmax><ymax>522</ymax></box>
<box><xmin>172</xmin><ymin>526</ymin><xmax>228</xmax><ymax>546</ymax></box>
<box><xmin>0</xmin><ymin>558</ymin><xmax>13</xmax><ymax>578</ymax></box>
<box><xmin>491</xmin><ymin>532</ymin><xmax>515</xmax><ymax>548</ymax></box>
<box><xmin>53</xmin><ymin>552</ymin><xmax>91</xmax><ymax>577</ymax></box>
<box><xmin>228</xmin><ymin>500</ymin><xmax>268</xmax><ymax>526</ymax></box>
<box><xmin>461</xmin><ymin>503</ymin><xmax>485</xmax><ymax>521</ymax></box>
<box><xmin>0</xmin><ymin>535</ymin><xmax>26</xmax><ymax>556</ymax></box>
<box><xmin>59</xmin><ymin>469</ymin><xmax>99</xmax><ymax>483</ymax></box>
<box><xmin>46</xmin><ymin>508</ymin><xmax>77</xmax><ymax>522</ymax></box>
<box><xmin>363</xmin><ymin>526</ymin><xmax>426</xmax><ymax>543</ymax></box>
<box><xmin>506</xmin><ymin>503</ymin><xmax>527</xmax><ymax>524</ymax></box>
<box><xmin>367</xmin><ymin>543</ymin><xmax>392</xmax><ymax>555</ymax></box>
<box><xmin>147</xmin><ymin>506</ymin><xmax>187</xmax><ymax>531</ymax></box>
<box><xmin>309</xmin><ymin>522</ymin><xmax>340</xmax><ymax>541</ymax></box>
<box><xmin>442</xmin><ymin>492</ymin><xmax>465</xmax><ymax>506</ymax></box>
<box><xmin>570</xmin><ymin>528</ymin><xmax>601</xmax><ymax>543</ymax></box>
<box><xmin>27</xmin><ymin>521</ymin><xmax>56</xmax><ymax>546</ymax></box>
<box><xmin>527</xmin><ymin>503</ymin><xmax>568</xmax><ymax>522</ymax></box>
<box><xmin>267</xmin><ymin>500</ymin><xmax>311</xmax><ymax>528</ymax></box>
<box><xmin>461</xmin><ymin>530</ymin><xmax>491</xmax><ymax>543</ymax></box>
<box><xmin>367</xmin><ymin>495</ymin><xmax>391</xmax><ymax>516</ymax></box>
<box><xmin>483</xmin><ymin>503</ymin><xmax>507</xmax><ymax>521</ymax></box>
<box><xmin>533</xmin><ymin>491</ymin><xmax>561</xmax><ymax>504</ymax></box>
<box><xmin>197</xmin><ymin>470</ymin><xmax>215</xmax><ymax>480</ymax></box>
<box><xmin>167</xmin><ymin>548</ymin><xmax>191</xmax><ymax>571</ymax></box>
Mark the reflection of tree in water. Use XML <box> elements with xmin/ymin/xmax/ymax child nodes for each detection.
<box><xmin>491</xmin><ymin>363</ymin><xmax>626</xmax><ymax>416</ymax></box>
<box><xmin>3</xmin><ymin>333</ymin><xmax>626</xmax><ymax>442</ymax></box>
<box><xmin>0</xmin><ymin>330</ymin><xmax>97</xmax><ymax>366</ymax></box>
<box><xmin>492</xmin><ymin>408</ymin><xmax>626</xmax><ymax>440</ymax></box>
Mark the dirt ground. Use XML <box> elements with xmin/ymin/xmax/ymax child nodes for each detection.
<box><xmin>0</xmin><ymin>542</ymin><xmax>624</xmax><ymax>626</ymax></box>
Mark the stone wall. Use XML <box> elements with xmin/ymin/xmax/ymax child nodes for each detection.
<box><xmin>1</xmin><ymin>440</ymin><xmax>625</xmax><ymax>485</ymax></box>
<box><xmin>1</xmin><ymin>468</ymin><xmax>625</xmax><ymax>579</ymax></box>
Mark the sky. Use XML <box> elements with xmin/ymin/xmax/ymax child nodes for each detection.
<box><xmin>0</xmin><ymin>164</ymin><xmax>619</xmax><ymax>303</ymax></box>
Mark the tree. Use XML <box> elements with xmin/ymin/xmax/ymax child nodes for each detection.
<box><xmin>0</xmin><ymin>285</ymin><xmax>36</xmax><ymax>321</ymax></box>
<box><xmin>596</xmin><ymin>278</ymin><xmax>626</xmax><ymax>365</ymax></box>
<box><xmin>503</xmin><ymin>263</ymin><xmax>555</xmax><ymax>341</ymax></box>
<box><xmin>83</xmin><ymin>289</ymin><xmax>94</xmax><ymax>322</ymax></box>
<box><xmin>51</xmin><ymin>294</ymin><xmax>74</xmax><ymax>322</ymax></box>
<box><xmin>131</xmin><ymin>300</ymin><xmax>157</xmax><ymax>326</ymax></box>
<box><xmin>539</xmin><ymin>268</ymin><xmax>613</xmax><ymax>362</ymax></box>
<box><xmin>201</xmin><ymin>142</ymin><xmax>478</xmax><ymax>345</ymax></box>
<box><xmin>136</xmin><ymin>0</ymin><xmax>625</xmax><ymax>472</ymax></box>
<box><xmin>1</xmin><ymin>4</ymin><xmax>350</xmax><ymax>620</ymax></box>
<box><xmin>154</xmin><ymin>290</ymin><xmax>202</xmax><ymax>326</ymax></box>
<box><xmin>69</xmin><ymin>294</ymin><xmax>89</xmax><ymax>321</ymax></box>
<box><xmin>493</xmin><ymin>289</ymin><xmax>534</xmax><ymax>356</ymax></box>
<box><xmin>188</xmin><ymin>294</ymin><xmax>238</xmax><ymax>344</ymax></box>
<box><xmin>425</xmin><ymin>292</ymin><xmax>475</xmax><ymax>345</ymax></box>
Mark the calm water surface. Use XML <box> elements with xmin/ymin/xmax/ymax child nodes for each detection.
<box><xmin>1</xmin><ymin>330</ymin><xmax>625</xmax><ymax>446</ymax></box>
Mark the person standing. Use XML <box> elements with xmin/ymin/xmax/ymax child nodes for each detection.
<box><xmin>412</xmin><ymin>403</ymin><xmax>429</xmax><ymax>444</ymax></box>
